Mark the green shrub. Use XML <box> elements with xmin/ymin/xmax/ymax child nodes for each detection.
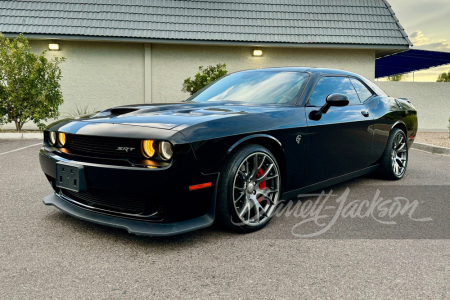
<box><xmin>387</xmin><ymin>74</ymin><xmax>407</xmax><ymax>81</ymax></box>
<box><xmin>63</xmin><ymin>104</ymin><xmax>97</xmax><ymax>118</ymax></box>
<box><xmin>437</xmin><ymin>71</ymin><xmax>450</xmax><ymax>82</ymax></box>
<box><xmin>182</xmin><ymin>63</ymin><xmax>228</xmax><ymax>95</ymax></box>
<box><xmin>0</xmin><ymin>33</ymin><xmax>66</xmax><ymax>131</ymax></box>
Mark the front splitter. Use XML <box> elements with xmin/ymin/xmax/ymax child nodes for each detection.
<box><xmin>43</xmin><ymin>192</ymin><xmax>216</xmax><ymax>237</ymax></box>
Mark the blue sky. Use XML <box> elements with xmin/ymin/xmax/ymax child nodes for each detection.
<box><xmin>387</xmin><ymin>0</ymin><xmax>450</xmax><ymax>81</ymax></box>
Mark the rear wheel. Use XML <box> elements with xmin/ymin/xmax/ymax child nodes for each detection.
<box><xmin>377</xmin><ymin>128</ymin><xmax>408</xmax><ymax>180</ymax></box>
<box><xmin>216</xmin><ymin>144</ymin><xmax>281</xmax><ymax>233</ymax></box>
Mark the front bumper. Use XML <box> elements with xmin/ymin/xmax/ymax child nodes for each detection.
<box><xmin>43</xmin><ymin>193</ymin><xmax>216</xmax><ymax>236</ymax></box>
<box><xmin>39</xmin><ymin>147</ymin><xmax>219</xmax><ymax>236</ymax></box>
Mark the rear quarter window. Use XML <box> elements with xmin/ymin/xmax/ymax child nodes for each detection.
<box><xmin>350</xmin><ymin>78</ymin><xmax>373</xmax><ymax>102</ymax></box>
<box><xmin>359</xmin><ymin>76</ymin><xmax>388</xmax><ymax>97</ymax></box>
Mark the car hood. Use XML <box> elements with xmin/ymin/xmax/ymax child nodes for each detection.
<box><xmin>75</xmin><ymin>101</ymin><xmax>282</xmax><ymax>130</ymax></box>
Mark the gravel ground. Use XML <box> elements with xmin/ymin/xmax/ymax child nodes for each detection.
<box><xmin>1</xmin><ymin>140</ymin><xmax>450</xmax><ymax>299</ymax></box>
<box><xmin>415</xmin><ymin>132</ymin><xmax>450</xmax><ymax>148</ymax></box>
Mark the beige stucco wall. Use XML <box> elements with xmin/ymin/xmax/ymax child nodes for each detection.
<box><xmin>151</xmin><ymin>44</ymin><xmax>376</xmax><ymax>103</ymax></box>
<box><xmin>2</xmin><ymin>41</ymin><xmax>377</xmax><ymax>129</ymax></box>
<box><xmin>377</xmin><ymin>82</ymin><xmax>450</xmax><ymax>131</ymax></box>
<box><xmin>3</xmin><ymin>40</ymin><xmax>145</xmax><ymax>130</ymax></box>
<box><xmin>2</xmin><ymin>40</ymin><xmax>447</xmax><ymax>132</ymax></box>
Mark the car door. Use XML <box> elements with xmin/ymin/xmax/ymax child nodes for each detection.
<box><xmin>303</xmin><ymin>75</ymin><xmax>374</xmax><ymax>186</ymax></box>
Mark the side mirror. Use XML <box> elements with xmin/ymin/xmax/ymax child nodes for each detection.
<box><xmin>326</xmin><ymin>93</ymin><xmax>350</xmax><ymax>108</ymax></box>
<box><xmin>309</xmin><ymin>93</ymin><xmax>349</xmax><ymax>120</ymax></box>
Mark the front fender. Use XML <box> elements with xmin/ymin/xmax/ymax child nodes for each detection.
<box><xmin>226</xmin><ymin>134</ymin><xmax>284</xmax><ymax>156</ymax></box>
<box><xmin>180</xmin><ymin>107</ymin><xmax>309</xmax><ymax>192</ymax></box>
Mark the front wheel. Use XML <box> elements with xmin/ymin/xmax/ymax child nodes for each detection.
<box><xmin>377</xmin><ymin>128</ymin><xmax>408</xmax><ymax>180</ymax></box>
<box><xmin>215</xmin><ymin>144</ymin><xmax>281</xmax><ymax>233</ymax></box>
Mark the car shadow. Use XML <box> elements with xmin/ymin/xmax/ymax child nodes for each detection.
<box><xmin>42</xmin><ymin>173</ymin><xmax>373</xmax><ymax>246</ymax></box>
<box><xmin>43</xmin><ymin>209</ymin><xmax>240</xmax><ymax>250</ymax></box>
<box><xmin>43</xmin><ymin>171</ymin><xmax>442</xmax><ymax>245</ymax></box>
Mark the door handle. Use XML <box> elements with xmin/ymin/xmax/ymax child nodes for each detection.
<box><xmin>361</xmin><ymin>110</ymin><xmax>369</xmax><ymax>117</ymax></box>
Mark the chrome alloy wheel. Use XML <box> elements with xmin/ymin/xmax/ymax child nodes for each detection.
<box><xmin>391</xmin><ymin>132</ymin><xmax>407</xmax><ymax>177</ymax></box>
<box><xmin>232</xmin><ymin>152</ymin><xmax>280</xmax><ymax>226</ymax></box>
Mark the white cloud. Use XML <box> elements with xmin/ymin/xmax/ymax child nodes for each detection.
<box><xmin>410</xmin><ymin>30</ymin><xmax>450</xmax><ymax>51</ymax></box>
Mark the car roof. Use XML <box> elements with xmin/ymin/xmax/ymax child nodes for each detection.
<box><xmin>236</xmin><ymin>67</ymin><xmax>362</xmax><ymax>77</ymax></box>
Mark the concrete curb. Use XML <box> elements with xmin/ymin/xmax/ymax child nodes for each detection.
<box><xmin>412</xmin><ymin>142</ymin><xmax>450</xmax><ymax>156</ymax></box>
<box><xmin>0</xmin><ymin>133</ymin><xmax>42</xmax><ymax>139</ymax></box>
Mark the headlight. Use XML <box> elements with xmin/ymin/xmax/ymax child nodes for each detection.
<box><xmin>58</xmin><ymin>133</ymin><xmax>66</xmax><ymax>146</ymax></box>
<box><xmin>159</xmin><ymin>141</ymin><xmax>173</xmax><ymax>160</ymax></box>
<box><xmin>49</xmin><ymin>131</ymin><xmax>56</xmax><ymax>145</ymax></box>
<box><xmin>141</xmin><ymin>140</ymin><xmax>155</xmax><ymax>158</ymax></box>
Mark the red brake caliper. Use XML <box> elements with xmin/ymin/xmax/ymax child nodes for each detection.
<box><xmin>257</xmin><ymin>168</ymin><xmax>266</xmax><ymax>189</ymax></box>
<box><xmin>257</xmin><ymin>168</ymin><xmax>266</xmax><ymax>203</ymax></box>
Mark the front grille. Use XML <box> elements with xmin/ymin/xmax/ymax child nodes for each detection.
<box><xmin>65</xmin><ymin>134</ymin><xmax>143</xmax><ymax>158</ymax></box>
<box><xmin>61</xmin><ymin>188</ymin><xmax>149</xmax><ymax>214</ymax></box>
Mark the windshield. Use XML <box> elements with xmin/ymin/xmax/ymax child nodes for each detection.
<box><xmin>186</xmin><ymin>71</ymin><xmax>309</xmax><ymax>104</ymax></box>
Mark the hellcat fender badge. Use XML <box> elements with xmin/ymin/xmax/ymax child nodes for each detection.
<box><xmin>296</xmin><ymin>135</ymin><xmax>302</xmax><ymax>144</ymax></box>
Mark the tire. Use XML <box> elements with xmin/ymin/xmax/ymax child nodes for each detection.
<box><xmin>377</xmin><ymin>128</ymin><xmax>408</xmax><ymax>180</ymax></box>
<box><xmin>215</xmin><ymin>144</ymin><xmax>281</xmax><ymax>233</ymax></box>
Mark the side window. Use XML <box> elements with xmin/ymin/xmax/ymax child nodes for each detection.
<box><xmin>359</xmin><ymin>75</ymin><xmax>388</xmax><ymax>97</ymax></box>
<box><xmin>308</xmin><ymin>77</ymin><xmax>360</xmax><ymax>106</ymax></box>
<box><xmin>350</xmin><ymin>78</ymin><xmax>374</xmax><ymax>102</ymax></box>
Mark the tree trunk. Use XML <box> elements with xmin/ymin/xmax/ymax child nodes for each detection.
<box><xmin>14</xmin><ymin>119</ymin><xmax>20</xmax><ymax>132</ymax></box>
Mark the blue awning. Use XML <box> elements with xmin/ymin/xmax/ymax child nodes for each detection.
<box><xmin>375</xmin><ymin>49</ymin><xmax>450</xmax><ymax>78</ymax></box>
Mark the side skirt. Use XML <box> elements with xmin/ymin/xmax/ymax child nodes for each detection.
<box><xmin>280</xmin><ymin>165</ymin><xmax>379</xmax><ymax>200</ymax></box>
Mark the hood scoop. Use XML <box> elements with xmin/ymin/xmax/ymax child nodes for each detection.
<box><xmin>110</xmin><ymin>108</ymin><xmax>140</xmax><ymax>115</ymax></box>
<box><xmin>170</xmin><ymin>108</ymin><xmax>236</xmax><ymax>116</ymax></box>
<box><xmin>203</xmin><ymin>108</ymin><xmax>233</xmax><ymax>112</ymax></box>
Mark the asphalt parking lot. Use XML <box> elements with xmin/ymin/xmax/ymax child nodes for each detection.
<box><xmin>1</xmin><ymin>139</ymin><xmax>450</xmax><ymax>299</ymax></box>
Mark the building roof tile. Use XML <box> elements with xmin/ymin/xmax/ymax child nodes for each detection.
<box><xmin>0</xmin><ymin>0</ymin><xmax>411</xmax><ymax>47</ymax></box>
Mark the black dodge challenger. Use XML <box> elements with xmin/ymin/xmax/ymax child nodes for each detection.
<box><xmin>39</xmin><ymin>67</ymin><xmax>418</xmax><ymax>236</ymax></box>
